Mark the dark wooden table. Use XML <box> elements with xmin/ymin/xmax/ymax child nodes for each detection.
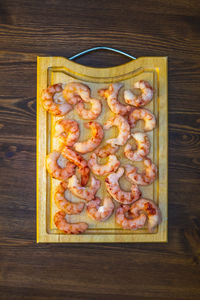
<box><xmin>0</xmin><ymin>1</ymin><xmax>200</xmax><ymax>299</ymax></box>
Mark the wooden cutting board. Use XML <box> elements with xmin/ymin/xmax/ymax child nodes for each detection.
<box><xmin>37</xmin><ymin>56</ymin><xmax>168</xmax><ymax>243</ymax></box>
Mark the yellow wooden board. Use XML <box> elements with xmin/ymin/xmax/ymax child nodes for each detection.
<box><xmin>37</xmin><ymin>56</ymin><xmax>168</xmax><ymax>243</ymax></box>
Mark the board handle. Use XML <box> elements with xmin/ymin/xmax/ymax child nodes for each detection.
<box><xmin>69</xmin><ymin>47</ymin><xmax>136</xmax><ymax>61</ymax></box>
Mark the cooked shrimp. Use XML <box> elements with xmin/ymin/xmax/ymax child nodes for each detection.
<box><xmin>62</xmin><ymin>146</ymin><xmax>90</xmax><ymax>186</ymax></box>
<box><xmin>116</xmin><ymin>205</ymin><xmax>147</xmax><ymax>230</ymax></box>
<box><xmin>105</xmin><ymin>167</ymin><xmax>141</xmax><ymax>204</ymax></box>
<box><xmin>125</xmin><ymin>159</ymin><xmax>157</xmax><ymax>185</ymax></box>
<box><xmin>46</xmin><ymin>151</ymin><xmax>75</xmax><ymax>181</ymax></box>
<box><xmin>76</xmin><ymin>98</ymin><xmax>102</xmax><ymax>120</ymax></box>
<box><xmin>74</xmin><ymin>121</ymin><xmax>103</xmax><ymax>154</ymax></box>
<box><xmin>124</xmin><ymin>132</ymin><xmax>150</xmax><ymax>161</ymax></box>
<box><xmin>130</xmin><ymin>198</ymin><xmax>162</xmax><ymax>232</ymax></box>
<box><xmin>128</xmin><ymin>108</ymin><xmax>156</xmax><ymax>131</ymax></box>
<box><xmin>104</xmin><ymin>115</ymin><xmax>130</xmax><ymax>146</ymax></box>
<box><xmin>95</xmin><ymin>144</ymin><xmax>119</xmax><ymax>158</ymax></box>
<box><xmin>87</xmin><ymin>196</ymin><xmax>114</xmax><ymax>221</ymax></box>
<box><xmin>88</xmin><ymin>153</ymin><xmax>120</xmax><ymax>176</ymax></box>
<box><xmin>41</xmin><ymin>84</ymin><xmax>72</xmax><ymax>116</ymax></box>
<box><xmin>54</xmin><ymin>211</ymin><xmax>88</xmax><ymax>234</ymax></box>
<box><xmin>124</xmin><ymin>80</ymin><xmax>153</xmax><ymax>107</ymax></box>
<box><xmin>55</xmin><ymin>182</ymin><xmax>85</xmax><ymax>214</ymax></box>
<box><xmin>62</xmin><ymin>82</ymin><xmax>90</xmax><ymax>105</ymax></box>
<box><xmin>55</xmin><ymin>119</ymin><xmax>80</xmax><ymax>147</ymax></box>
<box><xmin>98</xmin><ymin>83</ymin><xmax>131</xmax><ymax>115</ymax></box>
<box><xmin>67</xmin><ymin>175</ymin><xmax>100</xmax><ymax>201</ymax></box>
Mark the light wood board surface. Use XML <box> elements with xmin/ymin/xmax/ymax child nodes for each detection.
<box><xmin>37</xmin><ymin>56</ymin><xmax>168</xmax><ymax>243</ymax></box>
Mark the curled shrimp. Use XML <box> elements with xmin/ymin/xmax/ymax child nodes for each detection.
<box><xmin>88</xmin><ymin>153</ymin><xmax>120</xmax><ymax>176</ymax></box>
<box><xmin>54</xmin><ymin>211</ymin><xmax>88</xmax><ymax>234</ymax></box>
<box><xmin>46</xmin><ymin>151</ymin><xmax>75</xmax><ymax>181</ymax></box>
<box><xmin>125</xmin><ymin>158</ymin><xmax>157</xmax><ymax>186</ymax></box>
<box><xmin>87</xmin><ymin>196</ymin><xmax>114</xmax><ymax>221</ymax></box>
<box><xmin>130</xmin><ymin>198</ymin><xmax>162</xmax><ymax>232</ymax></box>
<box><xmin>116</xmin><ymin>205</ymin><xmax>147</xmax><ymax>230</ymax></box>
<box><xmin>62</xmin><ymin>82</ymin><xmax>90</xmax><ymax>105</ymax></box>
<box><xmin>124</xmin><ymin>132</ymin><xmax>150</xmax><ymax>161</ymax></box>
<box><xmin>105</xmin><ymin>167</ymin><xmax>141</xmax><ymax>204</ymax></box>
<box><xmin>124</xmin><ymin>80</ymin><xmax>153</xmax><ymax>107</ymax></box>
<box><xmin>98</xmin><ymin>83</ymin><xmax>131</xmax><ymax>115</ymax></box>
<box><xmin>55</xmin><ymin>119</ymin><xmax>80</xmax><ymax>148</ymax></box>
<box><xmin>104</xmin><ymin>115</ymin><xmax>130</xmax><ymax>146</ymax></box>
<box><xmin>95</xmin><ymin>144</ymin><xmax>119</xmax><ymax>158</ymax></box>
<box><xmin>74</xmin><ymin>121</ymin><xmax>103</xmax><ymax>154</ymax></box>
<box><xmin>128</xmin><ymin>108</ymin><xmax>156</xmax><ymax>131</ymax></box>
<box><xmin>41</xmin><ymin>84</ymin><xmax>72</xmax><ymax>116</ymax></box>
<box><xmin>62</xmin><ymin>146</ymin><xmax>90</xmax><ymax>186</ymax></box>
<box><xmin>55</xmin><ymin>182</ymin><xmax>84</xmax><ymax>214</ymax></box>
<box><xmin>76</xmin><ymin>98</ymin><xmax>102</xmax><ymax>120</ymax></box>
<box><xmin>63</xmin><ymin>82</ymin><xmax>101</xmax><ymax>120</ymax></box>
<box><xmin>67</xmin><ymin>175</ymin><xmax>100</xmax><ymax>201</ymax></box>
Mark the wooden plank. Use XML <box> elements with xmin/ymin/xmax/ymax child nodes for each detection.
<box><xmin>37</xmin><ymin>56</ymin><xmax>168</xmax><ymax>242</ymax></box>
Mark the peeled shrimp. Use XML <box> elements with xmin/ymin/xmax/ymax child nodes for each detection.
<box><xmin>95</xmin><ymin>144</ymin><xmax>119</xmax><ymax>158</ymax></box>
<box><xmin>67</xmin><ymin>175</ymin><xmax>100</xmax><ymax>201</ymax></box>
<box><xmin>55</xmin><ymin>119</ymin><xmax>80</xmax><ymax>148</ymax></box>
<box><xmin>62</xmin><ymin>146</ymin><xmax>90</xmax><ymax>186</ymax></box>
<box><xmin>124</xmin><ymin>80</ymin><xmax>153</xmax><ymax>107</ymax></box>
<box><xmin>98</xmin><ymin>83</ymin><xmax>131</xmax><ymax>115</ymax></box>
<box><xmin>74</xmin><ymin>121</ymin><xmax>103</xmax><ymax>154</ymax></box>
<box><xmin>125</xmin><ymin>158</ymin><xmax>157</xmax><ymax>186</ymax></box>
<box><xmin>76</xmin><ymin>98</ymin><xmax>102</xmax><ymax>120</ymax></box>
<box><xmin>54</xmin><ymin>211</ymin><xmax>88</xmax><ymax>234</ymax></box>
<box><xmin>130</xmin><ymin>198</ymin><xmax>162</xmax><ymax>232</ymax></box>
<box><xmin>41</xmin><ymin>84</ymin><xmax>72</xmax><ymax>116</ymax></box>
<box><xmin>88</xmin><ymin>153</ymin><xmax>120</xmax><ymax>176</ymax></box>
<box><xmin>116</xmin><ymin>205</ymin><xmax>147</xmax><ymax>230</ymax></box>
<box><xmin>124</xmin><ymin>132</ymin><xmax>150</xmax><ymax>161</ymax></box>
<box><xmin>129</xmin><ymin>108</ymin><xmax>156</xmax><ymax>131</ymax></box>
<box><xmin>63</xmin><ymin>82</ymin><xmax>101</xmax><ymax>120</ymax></box>
<box><xmin>46</xmin><ymin>151</ymin><xmax>75</xmax><ymax>181</ymax></box>
<box><xmin>105</xmin><ymin>167</ymin><xmax>141</xmax><ymax>204</ymax></box>
<box><xmin>87</xmin><ymin>196</ymin><xmax>114</xmax><ymax>221</ymax></box>
<box><xmin>55</xmin><ymin>182</ymin><xmax>84</xmax><ymax>214</ymax></box>
<box><xmin>104</xmin><ymin>115</ymin><xmax>130</xmax><ymax>147</ymax></box>
<box><xmin>62</xmin><ymin>82</ymin><xmax>90</xmax><ymax>105</ymax></box>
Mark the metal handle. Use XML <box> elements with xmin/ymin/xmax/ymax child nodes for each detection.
<box><xmin>69</xmin><ymin>46</ymin><xmax>136</xmax><ymax>61</ymax></box>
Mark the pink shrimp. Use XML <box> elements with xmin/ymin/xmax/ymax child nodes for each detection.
<box><xmin>74</xmin><ymin>121</ymin><xmax>103</xmax><ymax>154</ymax></box>
<box><xmin>46</xmin><ymin>151</ymin><xmax>75</xmax><ymax>181</ymax></box>
<box><xmin>124</xmin><ymin>132</ymin><xmax>150</xmax><ymax>161</ymax></box>
<box><xmin>55</xmin><ymin>119</ymin><xmax>80</xmax><ymax>148</ymax></box>
<box><xmin>55</xmin><ymin>182</ymin><xmax>85</xmax><ymax>214</ymax></box>
<box><xmin>62</xmin><ymin>146</ymin><xmax>90</xmax><ymax>186</ymax></box>
<box><xmin>87</xmin><ymin>196</ymin><xmax>114</xmax><ymax>221</ymax></box>
<box><xmin>88</xmin><ymin>153</ymin><xmax>120</xmax><ymax>176</ymax></box>
<box><xmin>124</xmin><ymin>80</ymin><xmax>153</xmax><ymax>107</ymax></box>
<box><xmin>128</xmin><ymin>108</ymin><xmax>156</xmax><ymax>131</ymax></box>
<box><xmin>98</xmin><ymin>83</ymin><xmax>131</xmax><ymax>115</ymax></box>
<box><xmin>54</xmin><ymin>211</ymin><xmax>88</xmax><ymax>234</ymax></box>
<box><xmin>95</xmin><ymin>144</ymin><xmax>119</xmax><ymax>158</ymax></box>
<box><xmin>105</xmin><ymin>167</ymin><xmax>141</xmax><ymax>204</ymax></box>
<box><xmin>62</xmin><ymin>82</ymin><xmax>91</xmax><ymax>105</ymax></box>
<box><xmin>67</xmin><ymin>175</ymin><xmax>100</xmax><ymax>201</ymax></box>
<box><xmin>104</xmin><ymin>115</ymin><xmax>130</xmax><ymax>146</ymax></box>
<box><xmin>41</xmin><ymin>84</ymin><xmax>72</xmax><ymax>116</ymax></box>
<box><xmin>75</xmin><ymin>98</ymin><xmax>102</xmax><ymax>120</ymax></box>
<box><xmin>125</xmin><ymin>159</ymin><xmax>157</xmax><ymax>186</ymax></box>
<box><xmin>116</xmin><ymin>205</ymin><xmax>147</xmax><ymax>230</ymax></box>
<box><xmin>130</xmin><ymin>198</ymin><xmax>162</xmax><ymax>232</ymax></box>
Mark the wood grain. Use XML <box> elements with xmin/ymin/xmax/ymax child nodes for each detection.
<box><xmin>0</xmin><ymin>0</ymin><xmax>200</xmax><ymax>299</ymax></box>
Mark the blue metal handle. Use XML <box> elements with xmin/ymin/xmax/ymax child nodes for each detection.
<box><xmin>69</xmin><ymin>47</ymin><xmax>136</xmax><ymax>61</ymax></box>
